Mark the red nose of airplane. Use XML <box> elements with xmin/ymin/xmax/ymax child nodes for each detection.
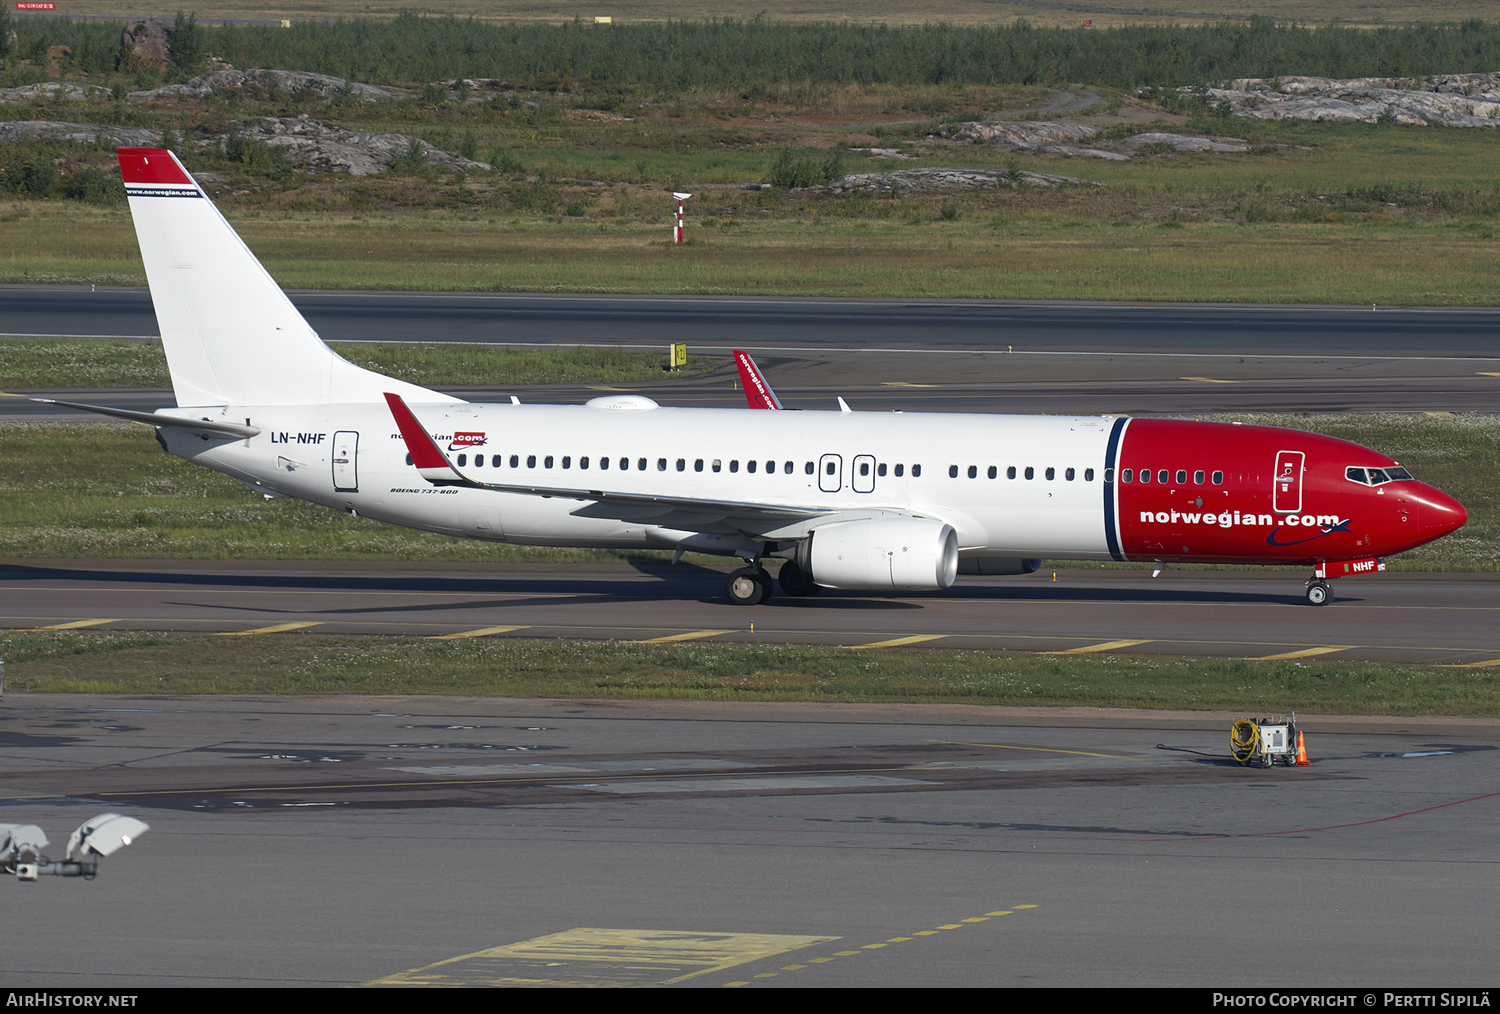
<box><xmin>1418</xmin><ymin>485</ymin><xmax>1468</xmax><ymax>540</ymax></box>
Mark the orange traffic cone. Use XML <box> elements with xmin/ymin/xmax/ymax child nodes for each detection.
<box><xmin>1294</xmin><ymin>731</ymin><xmax>1310</xmax><ymax>766</ymax></box>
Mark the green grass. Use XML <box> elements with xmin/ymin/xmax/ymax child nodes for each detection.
<box><xmin>3</xmin><ymin>630</ymin><xmax>1497</xmax><ymax>715</ymax></box>
<box><xmin>0</xmin><ymin>339</ymin><xmax>715</xmax><ymax>390</ymax></box>
<box><xmin>0</xmin><ymin>415</ymin><xmax>1495</xmax><ymax>568</ymax></box>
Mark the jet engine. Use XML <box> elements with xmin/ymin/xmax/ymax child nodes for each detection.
<box><xmin>806</xmin><ymin>517</ymin><xmax>958</xmax><ymax>591</ymax></box>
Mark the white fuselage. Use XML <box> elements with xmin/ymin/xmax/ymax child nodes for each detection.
<box><xmin>164</xmin><ymin>400</ymin><xmax>1119</xmax><ymax>560</ymax></box>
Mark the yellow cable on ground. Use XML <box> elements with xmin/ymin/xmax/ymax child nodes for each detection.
<box><xmin>1230</xmin><ymin>719</ymin><xmax>1260</xmax><ymax>766</ymax></box>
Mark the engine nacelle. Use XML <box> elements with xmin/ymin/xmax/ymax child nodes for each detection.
<box><xmin>807</xmin><ymin>517</ymin><xmax>958</xmax><ymax>591</ymax></box>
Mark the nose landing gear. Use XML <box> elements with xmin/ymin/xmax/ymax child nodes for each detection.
<box><xmin>1305</xmin><ymin>579</ymin><xmax>1333</xmax><ymax>606</ymax></box>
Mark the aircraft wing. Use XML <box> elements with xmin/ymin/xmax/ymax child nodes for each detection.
<box><xmin>385</xmin><ymin>393</ymin><xmax>832</xmax><ymax>526</ymax></box>
<box><xmin>30</xmin><ymin>398</ymin><xmax>261</xmax><ymax>438</ymax></box>
<box><xmin>733</xmin><ymin>350</ymin><xmax>782</xmax><ymax>410</ymax></box>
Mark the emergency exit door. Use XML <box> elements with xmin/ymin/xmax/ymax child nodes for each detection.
<box><xmin>1273</xmin><ymin>450</ymin><xmax>1303</xmax><ymax>514</ymax></box>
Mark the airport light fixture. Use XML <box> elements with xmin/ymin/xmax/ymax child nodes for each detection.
<box><xmin>2</xmin><ymin>813</ymin><xmax>149</xmax><ymax>881</ymax></box>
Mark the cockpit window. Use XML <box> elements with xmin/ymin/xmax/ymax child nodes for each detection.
<box><xmin>1348</xmin><ymin>465</ymin><xmax>1412</xmax><ymax>486</ymax></box>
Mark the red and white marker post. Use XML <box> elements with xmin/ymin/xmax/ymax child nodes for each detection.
<box><xmin>672</xmin><ymin>191</ymin><xmax>692</xmax><ymax>243</ymax></box>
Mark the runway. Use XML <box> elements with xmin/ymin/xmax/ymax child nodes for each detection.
<box><xmin>4</xmin><ymin>560</ymin><xmax>1500</xmax><ymax>666</ymax></box>
<box><xmin>2</xmin><ymin>694</ymin><xmax>1496</xmax><ymax>987</ymax></box>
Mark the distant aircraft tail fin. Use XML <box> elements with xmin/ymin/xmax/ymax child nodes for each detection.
<box><xmin>118</xmin><ymin>148</ymin><xmax>455</xmax><ymax>408</ymax></box>
<box><xmin>733</xmin><ymin>349</ymin><xmax>782</xmax><ymax>410</ymax></box>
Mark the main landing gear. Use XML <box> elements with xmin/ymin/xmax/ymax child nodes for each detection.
<box><xmin>724</xmin><ymin>560</ymin><xmax>823</xmax><ymax>605</ymax></box>
<box><xmin>1304</xmin><ymin>579</ymin><xmax>1333</xmax><ymax>607</ymax></box>
<box><xmin>725</xmin><ymin>566</ymin><xmax>774</xmax><ymax>606</ymax></box>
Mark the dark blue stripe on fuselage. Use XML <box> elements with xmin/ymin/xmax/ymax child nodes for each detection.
<box><xmin>1103</xmin><ymin>416</ymin><xmax>1128</xmax><ymax>561</ymax></box>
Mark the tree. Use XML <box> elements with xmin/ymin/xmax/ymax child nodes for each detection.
<box><xmin>167</xmin><ymin>11</ymin><xmax>204</xmax><ymax>83</ymax></box>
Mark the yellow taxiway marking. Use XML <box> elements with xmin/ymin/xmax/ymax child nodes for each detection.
<box><xmin>845</xmin><ymin>634</ymin><xmax>947</xmax><ymax>649</ymax></box>
<box><xmin>29</xmin><ymin>618</ymin><xmax>118</xmax><ymax>631</ymax></box>
<box><xmin>1181</xmin><ymin>376</ymin><xmax>1237</xmax><ymax>383</ymax></box>
<box><xmin>1255</xmin><ymin>646</ymin><xmax>1351</xmax><ymax>660</ymax></box>
<box><xmin>1044</xmin><ymin>638</ymin><xmax>1152</xmax><ymax>655</ymax></box>
<box><xmin>1438</xmin><ymin>658</ymin><xmax>1500</xmax><ymax>668</ymax></box>
<box><xmin>929</xmin><ymin>738</ymin><xmax>1149</xmax><ymax>761</ymax></box>
<box><xmin>1424</xmin><ymin>411</ymin><xmax>1455</xmax><ymax>418</ymax></box>
<box><xmin>216</xmin><ymin>621</ymin><xmax>322</xmax><ymax>636</ymax></box>
<box><xmin>587</xmin><ymin>385</ymin><xmax>634</xmax><ymax>391</ymax></box>
<box><xmin>0</xmin><ymin>390</ymin><xmax>27</xmax><ymax>397</ymax></box>
<box><xmin>427</xmin><ymin>625</ymin><xmax>528</xmax><ymax>640</ymax></box>
<box><xmin>635</xmin><ymin>629</ymin><xmax>734</xmax><ymax>643</ymax></box>
<box><xmin>1479</xmin><ymin>372</ymin><xmax>1500</xmax><ymax>378</ymax></box>
<box><xmin>364</xmin><ymin>927</ymin><xmax>837</xmax><ymax>988</ymax></box>
<box><xmin>881</xmin><ymin>381</ymin><xmax>939</xmax><ymax>388</ymax></box>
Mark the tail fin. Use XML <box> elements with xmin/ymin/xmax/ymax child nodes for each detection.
<box><xmin>118</xmin><ymin>148</ymin><xmax>456</xmax><ymax>408</ymax></box>
<box><xmin>733</xmin><ymin>350</ymin><xmax>782</xmax><ymax>410</ymax></box>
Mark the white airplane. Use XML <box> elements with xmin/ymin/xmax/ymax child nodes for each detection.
<box><xmin>50</xmin><ymin>148</ymin><xmax>1469</xmax><ymax>607</ymax></box>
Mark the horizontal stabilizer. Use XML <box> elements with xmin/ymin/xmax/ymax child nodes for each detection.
<box><xmin>31</xmin><ymin>398</ymin><xmax>260</xmax><ymax>438</ymax></box>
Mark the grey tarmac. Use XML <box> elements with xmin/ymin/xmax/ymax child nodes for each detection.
<box><xmin>1</xmin><ymin>694</ymin><xmax>1496</xmax><ymax>987</ymax></box>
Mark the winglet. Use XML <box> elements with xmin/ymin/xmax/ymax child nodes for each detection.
<box><xmin>733</xmin><ymin>350</ymin><xmax>782</xmax><ymax>410</ymax></box>
<box><xmin>384</xmin><ymin>393</ymin><xmax>469</xmax><ymax>485</ymax></box>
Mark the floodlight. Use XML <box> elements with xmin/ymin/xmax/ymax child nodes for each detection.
<box><xmin>67</xmin><ymin>813</ymin><xmax>150</xmax><ymax>860</ymax></box>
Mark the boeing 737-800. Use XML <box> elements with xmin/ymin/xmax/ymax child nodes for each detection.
<box><xmin>44</xmin><ymin>148</ymin><xmax>1469</xmax><ymax>607</ymax></box>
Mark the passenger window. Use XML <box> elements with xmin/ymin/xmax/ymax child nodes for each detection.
<box><xmin>510</xmin><ymin>455</ymin><xmax>519</xmax><ymax>468</ymax></box>
<box><xmin>1174</xmin><ymin>469</ymin><xmax>1185</xmax><ymax>484</ymax></box>
<box><xmin>1084</xmin><ymin>468</ymin><xmax>1094</xmax><ymax>481</ymax></box>
<box><xmin>562</xmin><ymin>456</ymin><xmax>571</xmax><ymax>469</ymax></box>
<box><xmin>1193</xmin><ymin>470</ymin><xmax>1204</xmax><ymax>484</ymax></box>
<box><xmin>694</xmin><ymin>459</ymin><xmax>703</xmax><ymax>472</ymax></box>
<box><xmin>712</xmin><ymin>459</ymin><xmax>722</xmax><ymax>473</ymax></box>
<box><xmin>1159</xmin><ymin>469</ymin><xmax>1169</xmax><ymax>484</ymax></box>
<box><xmin>1065</xmin><ymin>467</ymin><xmax>1075</xmax><ymax>481</ymax></box>
<box><xmin>527</xmin><ymin>454</ymin><xmax>536</xmax><ymax>468</ymax></box>
<box><xmin>730</xmin><ymin>460</ymin><xmax>739</xmax><ymax>473</ymax></box>
<box><xmin>878</xmin><ymin>463</ymin><xmax>887</xmax><ymax>477</ymax></box>
<box><xmin>895</xmin><ymin>464</ymin><xmax>904</xmax><ymax>477</ymax></box>
<box><xmin>658</xmin><ymin>458</ymin><xmax>667</xmax><ymax>471</ymax></box>
<box><xmin>765</xmin><ymin>460</ymin><xmax>775</xmax><ymax>473</ymax></box>
<box><xmin>826</xmin><ymin>462</ymin><xmax>836</xmax><ymax>475</ymax></box>
<box><xmin>677</xmin><ymin>458</ymin><xmax>686</xmax><ymax>472</ymax></box>
<box><xmin>405</xmin><ymin>454</ymin><xmax>413</xmax><ymax>466</ymax></box>
<box><xmin>862</xmin><ymin>462</ymin><xmax>872</xmax><ymax>477</ymax></box>
<box><xmin>1025</xmin><ymin>466</ymin><xmax>1034</xmax><ymax>480</ymax></box>
<box><xmin>1140</xmin><ymin>469</ymin><xmax>1150</xmax><ymax>483</ymax></box>
<box><xmin>987</xmin><ymin>465</ymin><xmax>996</xmax><ymax>479</ymax></box>
<box><xmin>474</xmin><ymin>455</ymin><xmax>485</xmax><ymax>467</ymax></box>
<box><xmin>748</xmin><ymin>460</ymin><xmax>758</xmax><ymax>473</ymax></box>
<box><xmin>1121</xmin><ymin>468</ymin><xmax>1130</xmax><ymax>482</ymax></box>
<box><xmin>457</xmin><ymin>453</ymin><xmax>467</xmax><ymax>467</ymax></box>
<box><xmin>1007</xmin><ymin>466</ymin><xmax>1016</xmax><ymax>479</ymax></box>
<box><xmin>967</xmin><ymin>465</ymin><xmax>977</xmax><ymax>479</ymax></box>
<box><xmin>600</xmin><ymin>456</ymin><xmax>608</xmax><ymax>470</ymax></box>
<box><xmin>783</xmin><ymin>461</ymin><xmax>793</xmax><ymax>474</ymax></box>
<box><xmin>545</xmin><ymin>455</ymin><xmax>554</xmax><ymax>468</ymax></box>
<box><xmin>1212</xmin><ymin>470</ymin><xmax>1223</xmax><ymax>484</ymax></box>
<box><xmin>1045</xmin><ymin>467</ymin><xmax>1055</xmax><ymax>480</ymax></box>
<box><xmin>949</xmin><ymin>465</ymin><xmax>959</xmax><ymax>478</ymax></box>
<box><xmin>580</xmin><ymin>456</ymin><xmax>589</xmax><ymax>469</ymax></box>
<box><xmin>912</xmin><ymin>464</ymin><xmax>921</xmax><ymax>477</ymax></box>
<box><xmin>805</xmin><ymin>462</ymin><xmax>814</xmax><ymax>475</ymax></box>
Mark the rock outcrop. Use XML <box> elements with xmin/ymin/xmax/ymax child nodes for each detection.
<box><xmin>1207</xmin><ymin>73</ymin><xmax>1500</xmax><ymax>127</ymax></box>
<box><xmin>0</xmin><ymin>117</ymin><xmax>489</xmax><ymax>176</ymax></box>
<box><xmin>0</xmin><ymin>119</ymin><xmax>163</xmax><ymax>147</ymax></box>
<box><xmin>935</xmin><ymin>119</ymin><xmax>1249</xmax><ymax>159</ymax></box>
<box><xmin>128</xmin><ymin>69</ymin><xmax>409</xmax><ymax>103</ymax></box>
<box><xmin>229</xmin><ymin>117</ymin><xmax>489</xmax><ymax>175</ymax></box>
<box><xmin>1122</xmin><ymin>132</ymin><xmax>1249</xmax><ymax>152</ymax></box>
<box><xmin>0</xmin><ymin>82</ymin><xmax>114</xmax><ymax>103</ymax></box>
<box><xmin>118</xmin><ymin>21</ymin><xmax>171</xmax><ymax>75</ymax></box>
<box><xmin>803</xmin><ymin>166</ymin><xmax>1091</xmax><ymax>194</ymax></box>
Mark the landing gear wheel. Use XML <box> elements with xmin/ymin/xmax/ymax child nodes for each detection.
<box><xmin>726</xmin><ymin>567</ymin><xmax>769</xmax><ymax>606</ymax></box>
<box><xmin>1305</xmin><ymin>581</ymin><xmax>1332</xmax><ymax>606</ymax></box>
<box><xmin>778</xmin><ymin>561</ymin><xmax>821</xmax><ymax>597</ymax></box>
